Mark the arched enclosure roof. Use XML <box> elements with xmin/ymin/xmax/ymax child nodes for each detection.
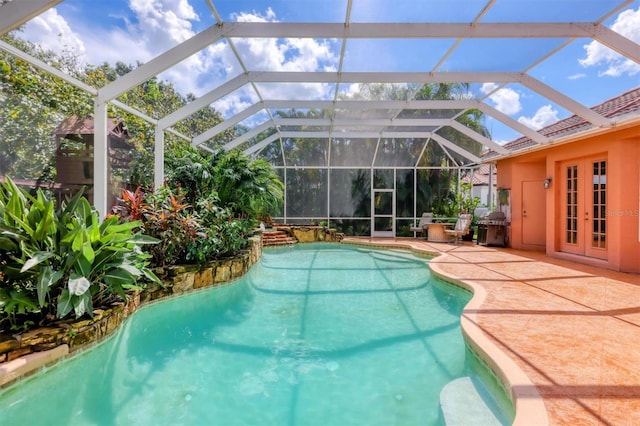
<box><xmin>1</xmin><ymin>0</ymin><xmax>639</xmax><ymax>217</ymax></box>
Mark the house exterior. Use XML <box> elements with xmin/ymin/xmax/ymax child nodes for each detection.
<box><xmin>490</xmin><ymin>87</ymin><xmax>640</xmax><ymax>273</ymax></box>
<box><xmin>462</xmin><ymin>164</ymin><xmax>497</xmax><ymax>210</ymax></box>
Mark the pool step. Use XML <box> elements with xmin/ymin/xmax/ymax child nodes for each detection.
<box><xmin>262</xmin><ymin>230</ymin><xmax>298</xmax><ymax>247</ymax></box>
<box><xmin>439</xmin><ymin>377</ymin><xmax>504</xmax><ymax>426</ymax></box>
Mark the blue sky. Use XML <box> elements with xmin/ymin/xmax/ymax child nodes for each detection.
<box><xmin>16</xmin><ymin>0</ymin><xmax>640</xmax><ymax>144</ymax></box>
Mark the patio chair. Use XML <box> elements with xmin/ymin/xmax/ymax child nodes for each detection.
<box><xmin>444</xmin><ymin>213</ymin><xmax>473</xmax><ymax>245</ymax></box>
<box><xmin>410</xmin><ymin>212</ymin><xmax>434</xmax><ymax>238</ymax></box>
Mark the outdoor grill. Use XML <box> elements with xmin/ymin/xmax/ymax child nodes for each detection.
<box><xmin>477</xmin><ymin>211</ymin><xmax>507</xmax><ymax>247</ymax></box>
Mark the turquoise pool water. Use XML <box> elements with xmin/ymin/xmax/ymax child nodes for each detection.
<box><xmin>0</xmin><ymin>243</ymin><xmax>513</xmax><ymax>425</ymax></box>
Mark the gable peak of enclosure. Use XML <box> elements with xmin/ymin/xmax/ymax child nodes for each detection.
<box><xmin>0</xmin><ymin>0</ymin><xmax>639</xmax><ymax>226</ymax></box>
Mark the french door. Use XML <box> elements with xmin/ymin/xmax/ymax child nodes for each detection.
<box><xmin>560</xmin><ymin>158</ymin><xmax>607</xmax><ymax>260</ymax></box>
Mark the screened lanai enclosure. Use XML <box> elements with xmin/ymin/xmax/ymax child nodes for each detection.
<box><xmin>1</xmin><ymin>0</ymin><xmax>639</xmax><ymax>237</ymax></box>
<box><xmin>259</xmin><ymin>132</ymin><xmax>483</xmax><ymax>237</ymax></box>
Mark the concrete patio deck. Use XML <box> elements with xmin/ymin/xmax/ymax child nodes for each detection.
<box><xmin>343</xmin><ymin>237</ymin><xmax>640</xmax><ymax>426</ymax></box>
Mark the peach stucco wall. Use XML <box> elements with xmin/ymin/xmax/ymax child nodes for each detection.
<box><xmin>496</xmin><ymin>124</ymin><xmax>640</xmax><ymax>273</ymax></box>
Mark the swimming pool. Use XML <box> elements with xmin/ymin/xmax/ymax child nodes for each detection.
<box><xmin>0</xmin><ymin>243</ymin><xmax>513</xmax><ymax>425</ymax></box>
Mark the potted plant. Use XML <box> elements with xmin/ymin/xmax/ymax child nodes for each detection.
<box><xmin>456</xmin><ymin>182</ymin><xmax>481</xmax><ymax>241</ymax></box>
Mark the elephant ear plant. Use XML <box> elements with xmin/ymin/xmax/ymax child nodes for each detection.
<box><xmin>0</xmin><ymin>177</ymin><xmax>160</xmax><ymax>332</ymax></box>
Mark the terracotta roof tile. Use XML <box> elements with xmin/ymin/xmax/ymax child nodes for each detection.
<box><xmin>487</xmin><ymin>87</ymin><xmax>640</xmax><ymax>156</ymax></box>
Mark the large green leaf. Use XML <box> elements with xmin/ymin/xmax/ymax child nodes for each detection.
<box><xmin>0</xmin><ymin>288</ymin><xmax>39</xmax><ymax>315</ymax></box>
<box><xmin>56</xmin><ymin>289</ymin><xmax>73</xmax><ymax>318</ymax></box>
<box><xmin>128</xmin><ymin>234</ymin><xmax>160</xmax><ymax>245</ymax></box>
<box><xmin>34</xmin><ymin>199</ymin><xmax>55</xmax><ymax>241</ymax></box>
<box><xmin>101</xmin><ymin>220</ymin><xmax>142</xmax><ymax>235</ymax></box>
<box><xmin>71</xmin><ymin>229</ymin><xmax>85</xmax><ymax>252</ymax></box>
<box><xmin>75</xmin><ymin>254</ymin><xmax>92</xmax><ymax>278</ymax></box>
<box><xmin>142</xmin><ymin>267</ymin><xmax>163</xmax><ymax>285</ymax></box>
<box><xmin>103</xmin><ymin>268</ymin><xmax>135</xmax><ymax>285</ymax></box>
<box><xmin>20</xmin><ymin>251</ymin><xmax>55</xmax><ymax>273</ymax></box>
<box><xmin>35</xmin><ymin>265</ymin><xmax>64</xmax><ymax>307</ymax></box>
<box><xmin>0</xmin><ymin>236</ymin><xmax>19</xmax><ymax>251</ymax></box>
<box><xmin>87</xmin><ymin>222</ymin><xmax>101</xmax><ymax>243</ymax></box>
<box><xmin>61</xmin><ymin>227</ymin><xmax>80</xmax><ymax>244</ymax></box>
<box><xmin>68</xmin><ymin>275</ymin><xmax>91</xmax><ymax>296</ymax></box>
<box><xmin>5</xmin><ymin>207</ymin><xmax>35</xmax><ymax>240</ymax></box>
<box><xmin>72</xmin><ymin>292</ymin><xmax>93</xmax><ymax>318</ymax></box>
<box><xmin>115</xmin><ymin>264</ymin><xmax>143</xmax><ymax>277</ymax></box>
<box><xmin>81</xmin><ymin>241</ymin><xmax>95</xmax><ymax>264</ymax></box>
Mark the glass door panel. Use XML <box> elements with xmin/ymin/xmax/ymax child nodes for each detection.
<box><xmin>372</xmin><ymin>189</ymin><xmax>394</xmax><ymax>237</ymax></box>
<box><xmin>560</xmin><ymin>158</ymin><xmax>607</xmax><ymax>259</ymax></box>
<box><xmin>586</xmin><ymin>160</ymin><xmax>607</xmax><ymax>258</ymax></box>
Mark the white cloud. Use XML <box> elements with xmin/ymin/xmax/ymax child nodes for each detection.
<box><xmin>480</xmin><ymin>83</ymin><xmax>522</xmax><ymax>115</ymax></box>
<box><xmin>19</xmin><ymin>2</ymin><xmax>338</xmax><ymax>103</ymax></box>
<box><xmin>22</xmin><ymin>9</ymin><xmax>87</xmax><ymax>70</ymax></box>
<box><xmin>579</xmin><ymin>7</ymin><xmax>640</xmax><ymax>76</ymax></box>
<box><xmin>127</xmin><ymin>0</ymin><xmax>198</xmax><ymax>51</ymax></box>
<box><xmin>517</xmin><ymin>105</ymin><xmax>558</xmax><ymax>130</ymax></box>
<box><xmin>213</xmin><ymin>89</ymin><xmax>258</xmax><ymax>119</ymax></box>
<box><xmin>22</xmin><ymin>0</ymin><xmax>202</xmax><ymax>87</ymax></box>
<box><xmin>568</xmin><ymin>73</ymin><xmax>586</xmax><ymax>80</ymax></box>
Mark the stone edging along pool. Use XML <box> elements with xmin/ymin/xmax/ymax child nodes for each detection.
<box><xmin>339</xmin><ymin>239</ymin><xmax>549</xmax><ymax>426</ymax></box>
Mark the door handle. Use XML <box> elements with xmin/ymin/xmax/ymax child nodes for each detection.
<box><xmin>585</xmin><ymin>211</ymin><xmax>589</xmax><ymax>221</ymax></box>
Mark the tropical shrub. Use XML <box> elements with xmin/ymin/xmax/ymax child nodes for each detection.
<box><xmin>138</xmin><ymin>185</ymin><xmax>199</xmax><ymax>267</ymax></box>
<box><xmin>111</xmin><ymin>186</ymin><xmax>249</xmax><ymax>266</ymax></box>
<box><xmin>456</xmin><ymin>182</ymin><xmax>481</xmax><ymax>215</ymax></box>
<box><xmin>185</xmin><ymin>198</ymin><xmax>254</xmax><ymax>263</ymax></box>
<box><xmin>0</xmin><ymin>177</ymin><xmax>160</xmax><ymax>332</ymax></box>
<box><xmin>210</xmin><ymin>150</ymin><xmax>284</xmax><ymax>219</ymax></box>
<box><xmin>165</xmin><ymin>145</ymin><xmax>215</xmax><ymax>205</ymax></box>
<box><xmin>111</xmin><ymin>148</ymin><xmax>283</xmax><ymax>266</ymax></box>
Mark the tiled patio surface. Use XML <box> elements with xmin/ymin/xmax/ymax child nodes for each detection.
<box><xmin>343</xmin><ymin>237</ymin><xmax>640</xmax><ymax>426</ymax></box>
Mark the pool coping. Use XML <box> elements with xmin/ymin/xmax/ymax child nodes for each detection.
<box><xmin>429</xmin><ymin>255</ymin><xmax>549</xmax><ymax>426</ymax></box>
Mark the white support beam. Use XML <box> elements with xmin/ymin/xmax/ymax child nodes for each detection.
<box><xmin>593</xmin><ymin>25</ymin><xmax>640</xmax><ymax>64</ymax></box>
<box><xmin>219</xmin><ymin>21</ymin><xmax>618</xmax><ymax>39</ymax></box>
<box><xmin>98</xmin><ymin>24</ymin><xmax>227</xmax><ymax>102</ymax></box>
<box><xmin>249</xmin><ymin>71</ymin><xmax>520</xmax><ymax>84</ymax></box>
<box><xmin>429</xmin><ymin>133</ymin><xmax>482</xmax><ymax>164</ymax></box>
<box><xmin>112</xmin><ymin>99</ymin><xmax>198</xmax><ymax>141</ymax></box>
<box><xmin>154</xmin><ymin>127</ymin><xmax>165</xmax><ymax>190</ymax></box>
<box><xmin>166</xmin><ymin>128</ymin><xmax>192</xmax><ymax>142</ymax></box>
<box><xmin>93</xmin><ymin>101</ymin><xmax>109</xmax><ymax>219</ymax></box>
<box><xmin>158</xmin><ymin>73</ymin><xmax>249</xmax><ymax>129</ymax></box>
<box><xmin>192</xmin><ymin>103</ymin><xmax>264</xmax><ymax>146</ymax></box>
<box><xmin>223</xmin><ymin>121</ymin><xmax>272</xmax><ymax>151</ymax></box>
<box><xmin>520</xmin><ymin>74</ymin><xmax>612</xmax><ymax>128</ymax></box>
<box><xmin>244</xmin><ymin>133</ymin><xmax>280</xmax><ymax>156</ymax></box>
<box><xmin>111</xmin><ymin>100</ymin><xmax>158</xmax><ymax>124</ymax></box>
<box><xmin>477</xmin><ymin>103</ymin><xmax>551</xmax><ymax>145</ymax></box>
<box><xmin>0</xmin><ymin>40</ymin><xmax>97</xmax><ymax>95</ymax></box>
<box><xmin>448</xmin><ymin>121</ymin><xmax>509</xmax><ymax>154</ymax></box>
<box><xmin>0</xmin><ymin>0</ymin><xmax>61</xmax><ymax>35</ymax></box>
<box><xmin>278</xmin><ymin>130</ymin><xmax>432</xmax><ymax>139</ymax></box>
<box><xmin>262</xmin><ymin>99</ymin><xmax>480</xmax><ymax>110</ymax></box>
<box><xmin>272</xmin><ymin>118</ymin><xmax>452</xmax><ymax>127</ymax></box>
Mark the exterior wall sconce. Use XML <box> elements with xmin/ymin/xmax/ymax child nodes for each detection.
<box><xmin>543</xmin><ymin>177</ymin><xmax>552</xmax><ymax>189</ymax></box>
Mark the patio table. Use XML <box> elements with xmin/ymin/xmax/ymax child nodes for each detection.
<box><xmin>427</xmin><ymin>222</ymin><xmax>451</xmax><ymax>242</ymax></box>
